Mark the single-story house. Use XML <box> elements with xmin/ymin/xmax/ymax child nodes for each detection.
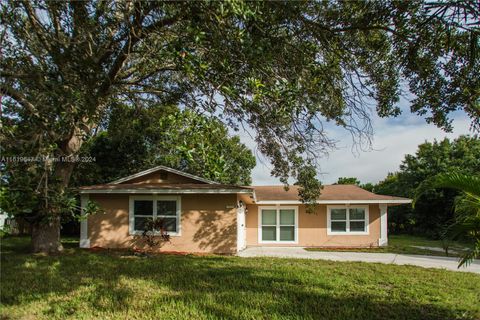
<box><xmin>79</xmin><ymin>166</ymin><xmax>411</xmax><ymax>254</ymax></box>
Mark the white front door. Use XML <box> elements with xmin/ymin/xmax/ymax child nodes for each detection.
<box><xmin>237</xmin><ymin>205</ymin><xmax>247</xmax><ymax>251</ymax></box>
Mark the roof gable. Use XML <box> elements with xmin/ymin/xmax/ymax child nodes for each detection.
<box><xmin>110</xmin><ymin>165</ymin><xmax>218</xmax><ymax>185</ymax></box>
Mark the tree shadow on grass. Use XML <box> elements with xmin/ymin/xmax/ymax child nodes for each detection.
<box><xmin>0</xmin><ymin>235</ymin><xmax>79</xmax><ymax>254</ymax></box>
<box><xmin>1</xmin><ymin>247</ymin><xmax>477</xmax><ymax>320</ymax></box>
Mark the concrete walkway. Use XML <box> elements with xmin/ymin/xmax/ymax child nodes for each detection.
<box><xmin>238</xmin><ymin>247</ymin><xmax>480</xmax><ymax>274</ymax></box>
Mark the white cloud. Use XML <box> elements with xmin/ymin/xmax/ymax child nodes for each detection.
<box><xmin>321</xmin><ymin>116</ymin><xmax>471</xmax><ymax>184</ymax></box>
<box><xmin>236</xmin><ymin>113</ymin><xmax>473</xmax><ymax>186</ymax></box>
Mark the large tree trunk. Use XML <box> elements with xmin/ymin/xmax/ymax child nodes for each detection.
<box><xmin>31</xmin><ymin>216</ymin><xmax>64</xmax><ymax>253</ymax></box>
<box><xmin>30</xmin><ymin>130</ymin><xmax>83</xmax><ymax>253</ymax></box>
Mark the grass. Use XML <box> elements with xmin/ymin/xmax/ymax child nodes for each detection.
<box><xmin>1</xmin><ymin>237</ymin><xmax>479</xmax><ymax>320</ymax></box>
<box><xmin>305</xmin><ymin>234</ymin><xmax>472</xmax><ymax>257</ymax></box>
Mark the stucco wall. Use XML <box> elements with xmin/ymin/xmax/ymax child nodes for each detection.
<box><xmin>87</xmin><ymin>193</ymin><xmax>238</xmax><ymax>253</ymax></box>
<box><xmin>245</xmin><ymin>204</ymin><xmax>381</xmax><ymax>247</ymax></box>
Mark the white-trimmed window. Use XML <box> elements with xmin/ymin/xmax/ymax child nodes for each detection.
<box><xmin>258</xmin><ymin>206</ymin><xmax>298</xmax><ymax>243</ymax></box>
<box><xmin>327</xmin><ymin>205</ymin><xmax>369</xmax><ymax>235</ymax></box>
<box><xmin>129</xmin><ymin>195</ymin><xmax>181</xmax><ymax>236</ymax></box>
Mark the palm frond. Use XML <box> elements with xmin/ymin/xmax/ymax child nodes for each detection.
<box><xmin>414</xmin><ymin>172</ymin><xmax>480</xmax><ymax>268</ymax></box>
<box><xmin>458</xmin><ymin>240</ymin><xmax>480</xmax><ymax>268</ymax></box>
<box><xmin>454</xmin><ymin>194</ymin><xmax>480</xmax><ymax>219</ymax></box>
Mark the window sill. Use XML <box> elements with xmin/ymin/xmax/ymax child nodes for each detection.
<box><xmin>259</xmin><ymin>241</ymin><xmax>298</xmax><ymax>244</ymax></box>
<box><xmin>130</xmin><ymin>231</ymin><xmax>182</xmax><ymax>237</ymax></box>
<box><xmin>327</xmin><ymin>231</ymin><xmax>369</xmax><ymax>236</ymax></box>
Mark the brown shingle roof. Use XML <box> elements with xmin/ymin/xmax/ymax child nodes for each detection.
<box><xmin>253</xmin><ymin>185</ymin><xmax>410</xmax><ymax>202</ymax></box>
<box><xmin>79</xmin><ymin>182</ymin><xmax>409</xmax><ymax>203</ymax></box>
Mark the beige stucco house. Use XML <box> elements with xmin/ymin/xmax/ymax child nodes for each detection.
<box><xmin>79</xmin><ymin>166</ymin><xmax>411</xmax><ymax>254</ymax></box>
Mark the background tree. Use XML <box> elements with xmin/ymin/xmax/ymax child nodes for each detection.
<box><xmin>1</xmin><ymin>1</ymin><xmax>479</xmax><ymax>252</ymax></box>
<box><xmin>376</xmin><ymin>136</ymin><xmax>480</xmax><ymax>238</ymax></box>
<box><xmin>72</xmin><ymin>105</ymin><xmax>256</xmax><ymax>187</ymax></box>
<box><xmin>360</xmin><ymin>182</ymin><xmax>375</xmax><ymax>192</ymax></box>
<box><xmin>334</xmin><ymin>177</ymin><xmax>375</xmax><ymax>191</ymax></box>
<box><xmin>335</xmin><ymin>177</ymin><xmax>361</xmax><ymax>185</ymax></box>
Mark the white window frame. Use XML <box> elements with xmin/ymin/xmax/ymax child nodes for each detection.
<box><xmin>129</xmin><ymin>195</ymin><xmax>181</xmax><ymax>236</ymax></box>
<box><xmin>327</xmin><ymin>205</ymin><xmax>369</xmax><ymax>235</ymax></box>
<box><xmin>258</xmin><ymin>206</ymin><xmax>298</xmax><ymax>244</ymax></box>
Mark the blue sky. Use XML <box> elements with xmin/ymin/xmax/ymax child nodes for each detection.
<box><xmin>237</xmin><ymin>105</ymin><xmax>473</xmax><ymax>186</ymax></box>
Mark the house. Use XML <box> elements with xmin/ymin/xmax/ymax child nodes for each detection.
<box><xmin>78</xmin><ymin>166</ymin><xmax>411</xmax><ymax>254</ymax></box>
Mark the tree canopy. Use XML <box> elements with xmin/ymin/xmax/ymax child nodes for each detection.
<box><xmin>335</xmin><ymin>177</ymin><xmax>361</xmax><ymax>185</ymax></box>
<box><xmin>334</xmin><ymin>177</ymin><xmax>375</xmax><ymax>191</ymax></box>
<box><xmin>376</xmin><ymin>135</ymin><xmax>480</xmax><ymax>238</ymax></box>
<box><xmin>72</xmin><ymin>105</ymin><xmax>256</xmax><ymax>187</ymax></box>
<box><xmin>1</xmin><ymin>1</ymin><xmax>479</xmax><ymax>252</ymax></box>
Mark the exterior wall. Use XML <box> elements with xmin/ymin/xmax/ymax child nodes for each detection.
<box><xmin>87</xmin><ymin>193</ymin><xmax>238</xmax><ymax>253</ymax></box>
<box><xmin>246</xmin><ymin>204</ymin><xmax>381</xmax><ymax>247</ymax></box>
<box><xmin>121</xmin><ymin>171</ymin><xmax>204</xmax><ymax>184</ymax></box>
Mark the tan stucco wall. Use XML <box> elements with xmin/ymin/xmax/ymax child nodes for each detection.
<box><xmin>87</xmin><ymin>193</ymin><xmax>238</xmax><ymax>254</ymax></box>
<box><xmin>246</xmin><ymin>204</ymin><xmax>381</xmax><ymax>247</ymax></box>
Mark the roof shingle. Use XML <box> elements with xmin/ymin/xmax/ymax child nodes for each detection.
<box><xmin>79</xmin><ymin>182</ymin><xmax>410</xmax><ymax>203</ymax></box>
<box><xmin>253</xmin><ymin>185</ymin><xmax>409</xmax><ymax>202</ymax></box>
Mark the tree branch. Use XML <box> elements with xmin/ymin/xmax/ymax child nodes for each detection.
<box><xmin>96</xmin><ymin>14</ymin><xmax>180</xmax><ymax>99</ymax></box>
<box><xmin>116</xmin><ymin>65</ymin><xmax>177</xmax><ymax>84</ymax></box>
<box><xmin>301</xmin><ymin>17</ymin><xmax>413</xmax><ymax>44</ymax></box>
<box><xmin>21</xmin><ymin>1</ymin><xmax>52</xmax><ymax>54</ymax></box>
<box><xmin>0</xmin><ymin>85</ymin><xmax>40</xmax><ymax>117</ymax></box>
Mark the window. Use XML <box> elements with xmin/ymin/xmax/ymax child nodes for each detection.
<box><xmin>279</xmin><ymin>209</ymin><xmax>295</xmax><ymax>241</ymax></box>
<box><xmin>133</xmin><ymin>200</ymin><xmax>154</xmax><ymax>231</ymax></box>
<box><xmin>327</xmin><ymin>206</ymin><xmax>369</xmax><ymax>235</ymax></box>
<box><xmin>330</xmin><ymin>208</ymin><xmax>347</xmax><ymax>232</ymax></box>
<box><xmin>129</xmin><ymin>196</ymin><xmax>181</xmax><ymax>236</ymax></box>
<box><xmin>261</xmin><ymin>209</ymin><xmax>277</xmax><ymax>241</ymax></box>
<box><xmin>349</xmin><ymin>208</ymin><xmax>366</xmax><ymax>232</ymax></box>
<box><xmin>156</xmin><ymin>200</ymin><xmax>177</xmax><ymax>232</ymax></box>
<box><xmin>259</xmin><ymin>207</ymin><xmax>297</xmax><ymax>243</ymax></box>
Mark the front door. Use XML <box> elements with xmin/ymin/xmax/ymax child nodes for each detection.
<box><xmin>237</xmin><ymin>205</ymin><xmax>246</xmax><ymax>251</ymax></box>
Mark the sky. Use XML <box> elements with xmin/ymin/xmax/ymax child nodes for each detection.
<box><xmin>236</xmin><ymin>105</ymin><xmax>473</xmax><ymax>186</ymax></box>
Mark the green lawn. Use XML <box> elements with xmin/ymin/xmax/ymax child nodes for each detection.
<box><xmin>305</xmin><ymin>234</ymin><xmax>472</xmax><ymax>257</ymax></box>
<box><xmin>1</xmin><ymin>237</ymin><xmax>479</xmax><ymax>320</ymax></box>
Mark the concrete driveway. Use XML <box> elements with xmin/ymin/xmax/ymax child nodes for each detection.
<box><xmin>238</xmin><ymin>247</ymin><xmax>480</xmax><ymax>274</ymax></box>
